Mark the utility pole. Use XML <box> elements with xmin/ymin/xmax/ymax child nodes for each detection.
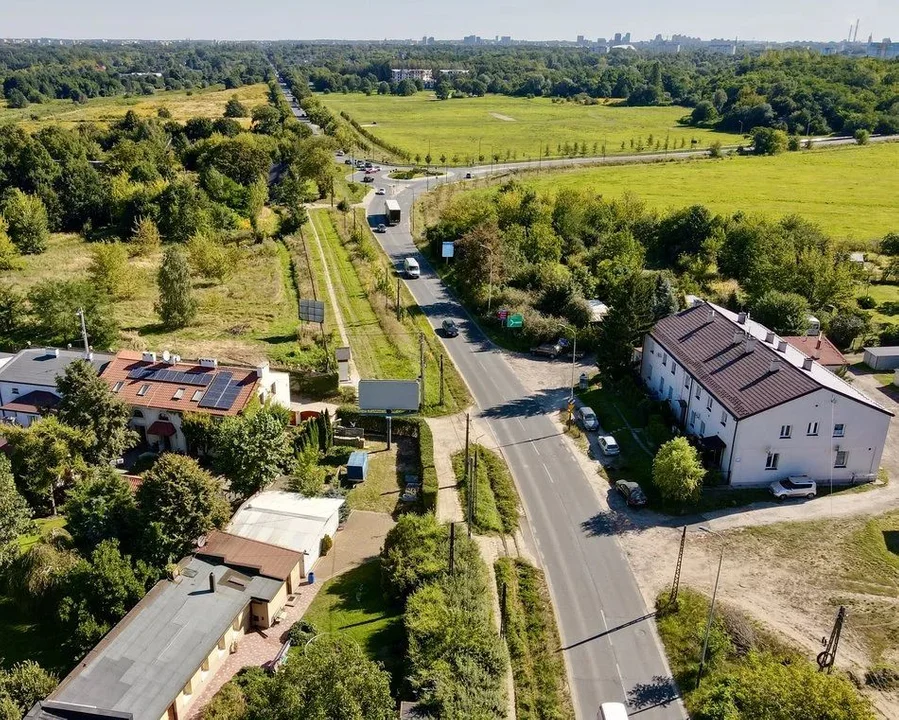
<box><xmin>696</xmin><ymin>545</ymin><xmax>724</xmax><ymax>688</ymax></box>
<box><xmin>419</xmin><ymin>332</ymin><xmax>425</xmax><ymax>410</ymax></box>
<box><xmin>464</xmin><ymin>413</ymin><xmax>470</xmax><ymax>472</ymax></box>
<box><xmin>670</xmin><ymin>526</ymin><xmax>687</xmax><ymax>607</ymax></box>
<box><xmin>449</xmin><ymin>522</ymin><xmax>456</xmax><ymax>575</ymax></box>
<box><xmin>500</xmin><ymin>582</ymin><xmax>508</xmax><ymax>637</ymax></box>
<box><xmin>439</xmin><ymin>354</ymin><xmax>445</xmax><ymax>406</ymax></box>
<box><xmin>75</xmin><ymin>308</ymin><xmax>90</xmax><ymax>357</ymax></box>
<box><xmin>396</xmin><ymin>278</ymin><xmax>401</xmax><ymax>321</ymax></box>
<box><xmin>467</xmin><ymin>455</ymin><xmax>474</xmax><ymax>537</ymax></box>
<box><xmin>817</xmin><ymin>606</ymin><xmax>846</xmax><ymax>673</ymax></box>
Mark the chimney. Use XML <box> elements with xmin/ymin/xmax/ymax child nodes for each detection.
<box><xmin>707</xmin><ymin>308</ymin><xmax>715</xmax><ymax>322</ymax></box>
<box><xmin>199</xmin><ymin>357</ymin><xmax>218</xmax><ymax>369</ymax></box>
<box><xmin>45</xmin><ymin>347</ymin><xmax>59</xmax><ymax>358</ymax></box>
<box><xmin>802</xmin><ymin>357</ymin><xmax>813</xmax><ymax>371</ymax></box>
<box><xmin>208</xmin><ymin>572</ymin><xmax>216</xmax><ymax>593</ymax></box>
<box><xmin>765</xmin><ymin>331</ymin><xmax>775</xmax><ymax>343</ymax></box>
<box><xmin>737</xmin><ymin>311</ymin><xmax>747</xmax><ymax>324</ymax></box>
<box><xmin>142</xmin><ymin>351</ymin><xmax>157</xmax><ymax>363</ymax></box>
<box><xmin>733</xmin><ymin>331</ymin><xmax>744</xmax><ymax>345</ymax></box>
<box><xmin>777</xmin><ymin>340</ymin><xmax>788</xmax><ymax>352</ymax></box>
<box><xmin>256</xmin><ymin>362</ymin><xmax>270</xmax><ymax>380</ymax></box>
<box><xmin>816</xmin><ymin>337</ymin><xmax>822</xmax><ymax>349</ymax></box>
<box><xmin>769</xmin><ymin>360</ymin><xmax>782</xmax><ymax>373</ymax></box>
<box><xmin>744</xmin><ymin>337</ymin><xmax>757</xmax><ymax>352</ymax></box>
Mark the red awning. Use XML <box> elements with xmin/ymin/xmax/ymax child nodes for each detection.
<box><xmin>147</xmin><ymin>420</ymin><xmax>176</xmax><ymax>437</ymax></box>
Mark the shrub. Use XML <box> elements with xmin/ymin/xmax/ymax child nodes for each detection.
<box><xmin>201</xmin><ymin>680</ymin><xmax>246</xmax><ymax>720</ymax></box>
<box><xmin>419</xmin><ymin>420</ymin><xmax>438</xmax><ymax>514</ymax></box>
<box><xmin>864</xmin><ymin>664</ymin><xmax>899</xmax><ymax>690</ymax></box>
<box><xmin>380</xmin><ymin>513</ymin><xmax>446</xmax><ymax>600</ymax></box>
<box><xmin>857</xmin><ymin>295</ymin><xmax>877</xmax><ymax>309</ymax></box>
<box><xmin>854</xmin><ymin>129</ymin><xmax>870</xmax><ymax>145</ymax></box>
<box><xmin>286</xmin><ymin>618</ymin><xmax>317</xmax><ymax>646</ymax></box>
<box><xmin>652</xmin><ymin>437</ymin><xmax>704</xmax><ymax>503</ymax></box>
<box><xmin>320</xmin><ymin>533</ymin><xmax>333</xmax><ymax>556</ymax></box>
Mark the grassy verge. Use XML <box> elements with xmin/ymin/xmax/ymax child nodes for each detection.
<box><xmin>310</xmin><ymin>207</ymin><xmax>469</xmax><ymax>415</ymax></box>
<box><xmin>302</xmin><ymin>559</ymin><xmax>404</xmax><ymax>688</ymax></box>
<box><xmin>17</xmin><ymin>516</ymin><xmax>68</xmax><ymax>552</ymax></box>
<box><xmin>338</xmin><ymin>439</ymin><xmax>417</xmax><ymax>515</ymax></box>
<box><xmin>451</xmin><ymin>444</ymin><xmax>519</xmax><ymax>534</ymax></box>
<box><xmin>495</xmin><ymin>558</ymin><xmax>573</xmax><ymax>720</ymax></box>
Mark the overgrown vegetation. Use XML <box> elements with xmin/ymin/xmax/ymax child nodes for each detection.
<box><xmin>451</xmin><ymin>444</ymin><xmax>519</xmax><ymax>535</ymax></box>
<box><xmin>494</xmin><ymin>558</ymin><xmax>573</xmax><ymax>720</ymax></box>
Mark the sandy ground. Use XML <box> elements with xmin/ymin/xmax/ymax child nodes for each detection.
<box><xmin>490</xmin><ymin>112</ymin><xmax>517</xmax><ymax>122</ymax></box>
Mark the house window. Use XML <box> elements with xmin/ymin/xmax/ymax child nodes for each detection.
<box><xmin>132</xmin><ymin>409</ymin><xmax>144</xmax><ymax>419</ymax></box>
<box><xmin>706</xmin><ymin>396</ymin><xmax>713</xmax><ymax>411</ymax></box>
<box><xmin>192</xmin><ymin>390</ymin><xmax>204</xmax><ymax>402</ymax></box>
<box><xmin>112</xmin><ymin>381</ymin><xmax>124</xmax><ymax>393</ymax></box>
<box><xmin>667</xmin><ymin>386</ymin><xmax>673</xmax><ymax>401</ymax></box>
<box><xmin>833</xmin><ymin>424</ymin><xmax>845</xmax><ymax>438</ymax></box>
<box><xmin>11</xmin><ymin>387</ymin><xmax>19</xmax><ymax>395</ymax></box>
<box><xmin>690</xmin><ymin>411</ymin><xmax>697</xmax><ymax>427</ymax></box>
<box><xmin>700</xmin><ymin>421</ymin><xmax>706</xmax><ymax>436</ymax></box>
<box><xmin>647</xmin><ymin>365</ymin><xmax>653</xmax><ymax>379</ymax></box>
<box><xmin>721</xmin><ymin>411</ymin><xmax>728</xmax><ymax>427</ymax></box>
<box><xmin>765</xmin><ymin>452</ymin><xmax>779</xmax><ymax>470</ymax></box>
<box><xmin>684</xmin><ymin>374</ymin><xmax>689</xmax><ymax>388</ymax></box>
<box><xmin>695</xmin><ymin>385</ymin><xmax>701</xmax><ymax>400</ymax></box>
<box><xmin>780</xmin><ymin>425</ymin><xmax>792</xmax><ymax>439</ymax></box>
<box><xmin>183</xmin><ymin>680</ymin><xmax>192</xmax><ymax>696</ymax></box>
<box><xmin>807</xmin><ymin>422</ymin><xmax>819</xmax><ymax>436</ymax></box>
<box><xmin>172</xmin><ymin>388</ymin><xmax>185</xmax><ymax>400</ymax></box>
<box><xmin>834</xmin><ymin>451</ymin><xmax>848</xmax><ymax>468</ymax></box>
<box><xmin>137</xmin><ymin>384</ymin><xmax>150</xmax><ymax>397</ymax></box>
<box><xmin>217</xmin><ymin>635</ymin><xmax>226</xmax><ymax>650</ymax></box>
<box><xmin>662</xmin><ymin>353</ymin><xmax>667</xmax><ymax>366</ymax></box>
<box><xmin>670</xmin><ymin>362</ymin><xmax>676</xmax><ymax>375</ymax></box>
<box><xmin>658</xmin><ymin>377</ymin><xmax>665</xmax><ymax>394</ymax></box>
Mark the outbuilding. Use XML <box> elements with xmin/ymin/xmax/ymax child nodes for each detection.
<box><xmin>346</xmin><ymin>450</ymin><xmax>370</xmax><ymax>482</ymax></box>
<box><xmin>863</xmin><ymin>346</ymin><xmax>899</xmax><ymax>371</ymax></box>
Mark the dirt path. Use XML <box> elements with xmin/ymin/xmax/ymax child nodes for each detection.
<box><xmin>490</xmin><ymin>112</ymin><xmax>517</xmax><ymax>122</ymax></box>
<box><xmin>306</xmin><ymin>211</ymin><xmax>360</xmax><ymax>386</ymax></box>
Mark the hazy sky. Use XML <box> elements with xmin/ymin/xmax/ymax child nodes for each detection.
<box><xmin>3</xmin><ymin>0</ymin><xmax>897</xmax><ymax>43</ymax></box>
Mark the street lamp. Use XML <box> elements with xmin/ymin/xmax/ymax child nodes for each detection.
<box><xmin>696</xmin><ymin>525</ymin><xmax>725</xmax><ymax>688</ymax></box>
<box><xmin>556</xmin><ymin>322</ymin><xmax>578</xmax><ymax>402</ymax></box>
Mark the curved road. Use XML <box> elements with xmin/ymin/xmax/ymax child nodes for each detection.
<box><xmin>364</xmin><ymin>170</ymin><xmax>684</xmax><ymax>719</ymax></box>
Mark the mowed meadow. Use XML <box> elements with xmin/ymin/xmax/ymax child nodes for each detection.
<box><xmin>321</xmin><ymin>91</ymin><xmax>744</xmax><ymax>163</ymax></box>
<box><xmin>514</xmin><ymin>142</ymin><xmax>899</xmax><ymax>241</ymax></box>
<box><xmin>0</xmin><ymin>82</ymin><xmax>269</xmax><ymax>129</ymax></box>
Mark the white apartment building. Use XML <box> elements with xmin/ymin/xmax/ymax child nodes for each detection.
<box><xmin>641</xmin><ymin>301</ymin><xmax>892</xmax><ymax>487</ymax></box>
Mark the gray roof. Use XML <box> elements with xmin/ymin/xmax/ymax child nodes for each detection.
<box><xmin>42</xmin><ymin>558</ymin><xmax>281</xmax><ymax>720</ymax></box>
<box><xmin>863</xmin><ymin>346</ymin><xmax>899</xmax><ymax>357</ymax></box>
<box><xmin>0</xmin><ymin>348</ymin><xmax>113</xmax><ymax>388</ymax></box>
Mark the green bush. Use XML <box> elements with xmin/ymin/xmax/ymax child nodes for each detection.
<box><xmin>857</xmin><ymin>295</ymin><xmax>876</xmax><ymax>310</ymax></box>
<box><xmin>419</xmin><ymin>420</ymin><xmax>438</xmax><ymax>514</ymax></box>
<box><xmin>286</xmin><ymin>618</ymin><xmax>317</xmax><ymax>647</ymax></box>
<box><xmin>452</xmin><ymin>448</ymin><xmax>502</xmax><ymax>533</ymax></box>
<box><xmin>452</xmin><ymin>445</ymin><xmax>519</xmax><ymax>534</ymax></box>
<box><xmin>380</xmin><ymin>513</ymin><xmax>447</xmax><ymax>600</ymax></box>
<box><xmin>320</xmin><ymin>533</ymin><xmax>333</xmax><ymax>556</ymax></box>
<box><xmin>201</xmin><ymin>680</ymin><xmax>246</xmax><ymax>720</ymax></box>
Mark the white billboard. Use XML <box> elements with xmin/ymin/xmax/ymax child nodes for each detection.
<box><xmin>358</xmin><ymin>380</ymin><xmax>420</xmax><ymax>411</ymax></box>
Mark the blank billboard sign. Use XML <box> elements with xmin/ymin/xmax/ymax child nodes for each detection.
<box><xmin>299</xmin><ymin>299</ymin><xmax>325</xmax><ymax>323</ymax></box>
<box><xmin>358</xmin><ymin>380</ymin><xmax>420</xmax><ymax>411</ymax></box>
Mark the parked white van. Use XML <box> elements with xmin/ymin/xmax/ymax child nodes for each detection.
<box><xmin>598</xmin><ymin>703</ymin><xmax>628</xmax><ymax>720</ymax></box>
<box><xmin>403</xmin><ymin>257</ymin><xmax>420</xmax><ymax>279</ymax></box>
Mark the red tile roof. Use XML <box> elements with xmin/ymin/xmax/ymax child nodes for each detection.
<box><xmin>782</xmin><ymin>335</ymin><xmax>847</xmax><ymax>368</ymax></box>
<box><xmin>100</xmin><ymin>351</ymin><xmax>259</xmax><ymax>416</ymax></box>
<box><xmin>196</xmin><ymin>531</ymin><xmax>302</xmax><ymax>581</ymax></box>
<box><xmin>0</xmin><ymin>390</ymin><xmax>60</xmax><ymax>415</ymax></box>
<box><xmin>650</xmin><ymin>304</ymin><xmax>820</xmax><ymax>419</ymax></box>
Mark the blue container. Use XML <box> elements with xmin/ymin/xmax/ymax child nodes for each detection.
<box><xmin>308</xmin><ymin>571</ymin><xmax>315</xmax><ymax>585</ymax></box>
<box><xmin>346</xmin><ymin>451</ymin><xmax>370</xmax><ymax>482</ymax></box>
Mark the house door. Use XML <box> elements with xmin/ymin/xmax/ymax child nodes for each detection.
<box><xmin>167</xmin><ymin>703</ymin><xmax>178</xmax><ymax>720</ymax></box>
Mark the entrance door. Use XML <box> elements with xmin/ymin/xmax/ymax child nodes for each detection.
<box><xmin>167</xmin><ymin>703</ymin><xmax>178</xmax><ymax>720</ymax></box>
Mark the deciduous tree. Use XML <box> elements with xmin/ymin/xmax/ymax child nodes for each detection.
<box><xmin>2</xmin><ymin>188</ymin><xmax>49</xmax><ymax>254</ymax></box>
<box><xmin>749</xmin><ymin>290</ymin><xmax>809</xmax><ymax>335</ymax></box>
<box><xmin>224</xmin><ymin>95</ymin><xmax>248</xmax><ymax>118</ymax></box>
<box><xmin>214</xmin><ymin>409</ymin><xmax>294</xmax><ymax>498</ymax></box>
<box><xmin>595</xmin><ymin>271</ymin><xmax>653</xmax><ymax>379</ymax></box>
<box><xmin>88</xmin><ymin>242</ymin><xmax>131</xmax><ymax>298</ymax></box>
<box><xmin>0</xmin><ymin>216</ymin><xmax>22</xmax><ymax>270</ymax></box>
<box><xmin>652</xmin><ymin>437</ymin><xmax>704</xmax><ymax>503</ymax></box>
<box><xmin>129</xmin><ymin>215</ymin><xmax>162</xmax><ymax>257</ymax></box>
<box><xmin>64</xmin><ymin>467</ymin><xmax>137</xmax><ymax>554</ymax></box>
<box><xmin>27</xmin><ymin>280</ymin><xmax>119</xmax><ymax>349</ymax></box>
<box><xmin>0</xmin><ymin>455</ymin><xmax>33</xmax><ymax>569</ymax></box>
<box><xmin>0</xmin><ymin>661</ymin><xmax>57</xmax><ymax>718</ymax></box>
<box><xmin>156</xmin><ymin>245</ymin><xmax>197</xmax><ymax>328</ymax></box>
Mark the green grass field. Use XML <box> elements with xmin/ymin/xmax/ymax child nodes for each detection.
<box><xmin>0</xmin><ymin>83</ymin><xmax>269</xmax><ymax>130</ymax></box>
<box><xmin>302</xmin><ymin>560</ymin><xmax>404</xmax><ymax>684</ymax></box>
<box><xmin>320</xmin><ymin>91</ymin><xmax>743</xmax><ymax>164</ymax></box>
<box><xmin>514</xmin><ymin>142</ymin><xmax>899</xmax><ymax>240</ymax></box>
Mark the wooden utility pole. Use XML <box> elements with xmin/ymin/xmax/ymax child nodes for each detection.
<box><xmin>670</xmin><ymin>526</ymin><xmax>687</xmax><ymax>607</ymax></box>
<box><xmin>419</xmin><ymin>332</ymin><xmax>425</xmax><ymax>410</ymax></box>
<box><xmin>439</xmin><ymin>354</ymin><xmax>445</xmax><ymax>405</ymax></box>
<box><xmin>395</xmin><ymin>278</ymin><xmax>401</xmax><ymax>321</ymax></box>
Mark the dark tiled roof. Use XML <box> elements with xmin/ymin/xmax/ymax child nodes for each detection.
<box><xmin>0</xmin><ymin>348</ymin><xmax>112</xmax><ymax>388</ymax></box>
<box><xmin>0</xmin><ymin>390</ymin><xmax>61</xmax><ymax>414</ymax></box>
<box><xmin>197</xmin><ymin>531</ymin><xmax>302</xmax><ymax>581</ymax></box>
<box><xmin>651</xmin><ymin>305</ymin><xmax>820</xmax><ymax>419</ymax></box>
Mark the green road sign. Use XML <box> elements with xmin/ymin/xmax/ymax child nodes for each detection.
<box><xmin>506</xmin><ymin>313</ymin><xmax>524</xmax><ymax>328</ymax></box>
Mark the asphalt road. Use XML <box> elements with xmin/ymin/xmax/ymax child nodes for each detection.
<box><xmin>363</xmin><ymin>173</ymin><xmax>684</xmax><ymax>719</ymax></box>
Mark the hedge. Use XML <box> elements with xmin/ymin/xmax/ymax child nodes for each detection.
<box><xmin>337</xmin><ymin>407</ymin><xmax>437</xmax><ymax>514</ymax></box>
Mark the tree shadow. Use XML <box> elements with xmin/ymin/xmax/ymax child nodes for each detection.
<box><xmin>627</xmin><ymin>675</ymin><xmax>680</xmax><ymax>713</ymax></box>
<box><xmin>260</xmin><ymin>333</ymin><xmax>296</xmax><ymax>344</ymax></box>
<box><xmin>480</xmin><ymin>388</ymin><xmax>569</xmax><ymax>419</ymax></box>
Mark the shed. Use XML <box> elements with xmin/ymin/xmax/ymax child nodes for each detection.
<box><xmin>346</xmin><ymin>451</ymin><xmax>370</xmax><ymax>482</ymax></box>
<box><xmin>863</xmin><ymin>346</ymin><xmax>899</xmax><ymax>371</ymax></box>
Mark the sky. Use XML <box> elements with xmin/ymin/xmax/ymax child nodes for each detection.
<box><xmin>3</xmin><ymin>0</ymin><xmax>898</xmax><ymax>43</ymax></box>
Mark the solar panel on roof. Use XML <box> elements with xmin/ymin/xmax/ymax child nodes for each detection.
<box><xmin>198</xmin><ymin>372</ymin><xmax>235</xmax><ymax>410</ymax></box>
<box><xmin>124</xmin><ymin>366</ymin><xmax>213</xmax><ymax>386</ymax></box>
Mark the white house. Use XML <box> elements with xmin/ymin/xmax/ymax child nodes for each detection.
<box><xmin>641</xmin><ymin>302</ymin><xmax>892</xmax><ymax>487</ymax></box>
<box><xmin>228</xmin><ymin>491</ymin><xmax>344</xmax><ymax>576</ymax></box>
<box><xmin>0</xmin><ymin>347</ymin><xmax>112</xmax><ymax>427</ymax></box>
<box><xmin>99</xmin><ymin>350</ymin><xmax>292</xmax><ymax>453</ymax></box>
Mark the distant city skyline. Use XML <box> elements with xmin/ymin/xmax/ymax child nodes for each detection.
<box><xmin>3</xmin><ymin>0</ymin><xmax>897</xmax><ymax>44</ymax></box>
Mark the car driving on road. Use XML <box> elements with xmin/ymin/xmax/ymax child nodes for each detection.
<box><xmin>376</xmin><ymin>223</ymin><xmax>386</xmax><ymax>233</ymax></box>
<box><xmin>441</xmin><ymin>319</ymin><xmax>459</xmax><ymax>337</ymax></box>
<box><xmin>769</xmin><ymin>476</ymin><xmax>817</xmax><ymax>501</ymax></box>
<box><xmin>375</xmin><ymin>188</ymin><xmax>386</xmax><ymax>195</ymax></box>
<box><xmin>615</xmin><ymin>480</ymin><xmax>647</xmax><ymax>508</ymax></box>
<box><xmin>576</xmin><ymin>406</ymin><xmax>599</xmax><ymax>431</ymax></box>
<box><xmin>598</xmin><ymin>435</ymin><xmax>620</xmax><ymax>456</ymax></box>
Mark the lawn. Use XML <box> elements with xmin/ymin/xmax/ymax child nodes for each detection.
<box><xmin>0</xmin><ymin>234</ymin><xmax>309</xmax><ymax>368</ymax></box>
<box><xmin>302</xmin><ymin>560</ymin><xmax>404</xmax><ymax>685</ymax></box>
<box><xmin>857</xmin><ymin>281</ymin><xmax>899</xmax><ymax>326</ymax></box>
<box><xmin>308</xmin><ymin>207</ymin><xmax>469</xmax><ymax>415</ymax></box>
<box><xmin>0</xmin><ymin>83</ymin><xmax>269</xmax><ymax>130</ymax></box>
<box><xmin>340</xmin><ymin>439</ymin><xmax>418</xmax><ymax>515</ymax></box>
<box><xmin>321</xmin><ymin>91</ymin><xmax>743</xmax><ymax>164</ymax></box>
<box><xmin>17</xmin><ymin>516</ymin><xmax>68</xmax><ymax>552</ymax></box>
<box><xmin>515</xmin><ymin>142</ymin><xmax>899</xmax><ymax>240</ymax></box>
<box><xmin>451</xmin><ymin>444</ymin><xmax>519</xmax><ymax>535</ymax></box>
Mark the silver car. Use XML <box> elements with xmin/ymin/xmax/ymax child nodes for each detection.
<box><xmin>598</xmin><ymin>435</ymin><xmax>620</xmax><ymax>456</ymax></box>
<box><xmin>576</xmin><ymin>406</ymin><xmax>599</xmax><ymax>431</ymax></box>
<box><xmin>769</xmin><ymin>476</ymin><xmax>816</xmax><ymax>501</ymax></box>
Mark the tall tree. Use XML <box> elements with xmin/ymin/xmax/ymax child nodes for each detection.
<box><xmin>129</xmin><ymin>215</ymin><xmax>162</xmax><ymax>257</ymax></box>
<box><xmin>595</xmin><ymin>271</ymin><xmax>654</xmax><ymax>379</ymax></box>
<box><xmin>0</xmin><ymin>216</ymin><xmax>22</xmax><ymax>271</ymax></box>
<box><xmin>136</xmin><ymin>454</ymin><xmax>230</xmax><ymax>563</ymax></box>
<box><xmin>63</xmin><ymin>467</ymin><xmax>137</xmax><ymax>555</ymax></box>
<box><xmin>27</xmin><ymin>280</ymin><xmax>119</xmax><ymax>349</ymax></box>
<box><xmin>749</xmin><ymin>291</ymin><xmax>810</xmax><ymax>335</ymax></box>
<box><xmin>0</xmin><ymin>455</ymin><xmax>33</xmax><ymax>569</ymax></box>
<box><xmin>224</xmin><ymin>95</ymin><xmax>248</xmax><ymax>118</ymax></box>
<box><xmin>652</xmin><ymin>437</ymin><xmax>704</xmax><ymax>503</ymax></box>
<box><xmin>214</xmin><ymin>409</ymin><xmax>294</xmax><ymax>499</ymax></box>
<box><xmin>156</xmin><ymin>245</ymin><xmax>197</xmax><ymax>329</ymax></box>
<box><xmin>88</xmin><ymin>242</ymin><xmax>131</xmax><ymax>298</ymax></box>
<box><xmin>1</xmin><ymin>189</ymin><xmax>49</xmax><ymax>254</ymax></box>
<box><xmin>57</xmin><ymin>359</ymin><xmax>138</xmax><ymax>465</ymax></box>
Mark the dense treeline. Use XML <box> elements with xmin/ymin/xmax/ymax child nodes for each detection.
<box><xmin>424</xmin><ymin>181</ymin><xmax>892</xmax><ymax>362</ymax></box>
<box><xmin>272</xmin><ymin>44</ymin><xmax>899</xmax><ymax>136</ymax></box>
<box><xmin>0</xmin><ymin>42</ymin><xmax>270</xmax><ymax>104</ymax></box>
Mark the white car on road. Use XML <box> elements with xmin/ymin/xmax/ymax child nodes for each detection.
<box><xmin>375</xmin><ymin>187</ymin><xmax>386</xmax><ymax>195</ymax></box>
<box><xmin>769</xmin><ymin>476</ymin><xmax>817</xmax><ymax>501</ymax></box>
<box><xmin>598</xmin><ymin>435</ymin><xmax>620</xmax><ymax>456</ymax></box>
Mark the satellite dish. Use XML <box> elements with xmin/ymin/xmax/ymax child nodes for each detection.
<box><xmin>162</xmin><ymin>350</ymin><xmax>171</xmax><ymax>362</ymax></box>
<box><xmin>196</xmin><ymin>534</ymin><xmax>207</xmax><ymax>548</ymax></box>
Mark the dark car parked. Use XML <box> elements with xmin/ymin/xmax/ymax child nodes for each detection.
<box><xmin>615</xmin><ymin>480</ymin><xmax>647</xmax><ymax>508</ymax></box>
